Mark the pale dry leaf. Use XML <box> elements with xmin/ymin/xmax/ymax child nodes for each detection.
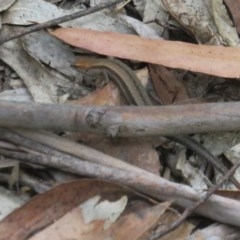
<box><xmin>22</xmin><ymin>31</ymin><xmax>79</xmax><ymax>79</ymax></box>
<box><xmin>0</xmin><ymin>25</ymin><xmax>74</xmax><ymax>103</ymax></box>
<box><xmin>224</xmin><ymin>143</ymin><xmax>240</xmax><ymax>185</ymax></box>
<box><xmin>2</xmin><ymin>0</ymin><xmax>77</xmax><ymax>25</ymax></box>
<box><xmin>162</xmin><ymin>0</ymin><xmax>220</xmax><ymax>44</ymax></box>
<box><xmin>200</xmin><ymin>132</ymin><xmax>240</xmax><ymax>190</ymax></box>
<box><xmin>175</xmin><ymin>149</ymin><xmax>208</xmax><ymax>190</ymax></box>
<box><xmin>143</xmin><ymin>0</ymin><xmax>163</xmax><ymax>23</ymax></box>
<box><xmin>143</xmin><ymin>0</ymin><xmax>169</xmax><ymax>36</ymax></box>
<box><xmin>0</xmin><ymin>186</ymin><xmax>28</xmax><ymax>221</ymax></box>
<box><xmin>2</xmin><ymin>0</ymin><xmax>134</xmax><ymax>33</ymax></box>
<box><xmin>0</xmin><ymin>88</ymin><xmax>32</xmax><ymax>102</ymax></box>
<box><xmin>188</xmin><ymin>223</ymin><xmax>240</xmax><ymax>240</ymax></box>
<box><xmin>80</xmin><ymin>195</ymin><xmax>128</xmax><ymax>229</ymax></box>
<box><xmin>0</xmin><ymin>0</ymin><xmax>15</xmax><ymax>12</ymax></box>
<box><xmin>162</xmin><ymin>0</ymin><xmax>240</xmax><ymax>46</ymax></box>
<box><xmin>132</xmin><ymin>0</ymin><xmax>147</xmax><ymax>16</ymax></box>
<box><xmin>0</xmin><ymin>31</ymin><xmax>57</xmax><ymax>103</ymax></box>
<box><xmin>210</xmin><ymin>0</ymin><xmax>240</xmax><ymax>46</ymax></box>
<box><xmin>119</xmin><ymin>14</ymin><xmax>161</xmax><ymax>39</ymax></box>
<box><xmin>201</xmin><ymin>132</ymin><xmax>240</xmax><ymax>156</ymax></box>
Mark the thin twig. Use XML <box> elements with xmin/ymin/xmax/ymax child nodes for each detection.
<box><xmin>152</xmin><ymin>159</ymin><xmax>240</xmax><ymax>239</ymax></box>
<box><xmin>0</xmin><ymin>0</ymin><xmax>124</xmax><ymax>45</ymax></box>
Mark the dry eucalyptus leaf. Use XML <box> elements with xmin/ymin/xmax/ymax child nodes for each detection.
<box><xmin>0</xmin><ymin>39</ymin><xmax>55</xmax><ymax>103</ymax></box>
<box><xmin>2</xmin><ymin>0</ymin><xmax>134</xmax><ymax>33</ymax></box>
<box><xmin>210</xmin><ymin>0</ymin><xmax>240</xmax><ymax>46</ymax></box>
<box><xmin>2</xmin><ymin>0</ymin><xmax>77</xmax><ymax>25</ymax></box>
<box><xmin>148</xmin><ymin>64</ymin><xmax>189</xmax><ymax>104</ymax></box>
<box><xmin>0</xmin><ymin>26</ymin><xmax>65</xmax><ymax>103</ymax></box>
<box><xmin>224</xmin><ymin>142</ymin><xmax>240</xmax><ymax>185</ymax></box>
<box><xmin>224</xmin><ymin>0</ymin><xmax>240</xmax><ymax>34</ymax></box>
<box><xmin>85</xmin><ymin>137</ymin><xmax>161</xmax><ymax>175</ymax></box>
<box><xmin>89</xmin><ymin>0</ymin><xmax>130</xmax><ymax>9</ymax></box>
<box><xmin>0</xmin><ymin>186</ymin><xmax>28</xmax><ymax>221</ymax></box>
<box><xmin>0</xmin><ymin>88</ymin><xmax>32</xmax><ymax>102</ymax></box>
<box><xmin>200</xmin><ymin>132</ymin><xmax>240</xmax><ymax>190</ymax></box>
<box><xmin>143</xmin><ymin>0</ymin><xmax>169</xmax><ymax>36</ymax></box>
<box><xmin>119</xmin><ymin>14</ymin><xmax>161</xmax><ymax>39</ymax></box>
<box><xmin>143</xmin><ymin>0</ymin><xmax>163</xmax><ymax>23</ymax></box>
<box><xmin>22</xmin><ymin>31</ymin><xmax>79</xmax><ymax>80</ymax></box>
<box><xmin>166</xmin><ymin>148</ymin><xmax>209</xmax><ymax>190</ymax></box>
<box><xmin>0</xmin><ymin>180</ymin><xmax>162</xmax><ymax>240</ymax></box>
<box><xmin>201</xmin><ymin>132</ymin><xmax>240</xmax><ymax>157</ymax></box>
<box><xmin>63</xmin><ymin>11</ymin><xmax>134</xmax><ymax>32</ymax></box>
<box><xmin>0</xmin><ymin>0</ymin><xmax>15</xmax><ymax>12</ymax></box>
<box><xmin>132</xmin><ymin>0</ymin><xmax>147</xmax><ymax>16</ymax></box>
<box><xmin>156</xmin><ymin>210</ymin><xmax>194</xmax><ymax>240</ymax></box>
<box><xmin>189</xmin><ymin>223</ymin><xmax>240</xmax><ymax>240</ymax></box>
<box><xmin>162</xmin><ymin>0</ymin><xmax>239</xmax><ymax>46</ymax></box>
<box><xmin>29</xmin><ymin>201</ymin><xmax>169</xmax><ymax>240</ymax></box>
<box><xmin>176</xmin><ymin>150</ymin><xmax>208</xmax><ymax>190</ymax></box>
<box><xmin>50</xmin><ymin>27</ymin><xmax>240</xmax><ymax>78</ymax></box>
<box><xmin>162</xmin><ymin>0</ymin><xmax>219</xmax><ymax>44</ymax></box>
<box><xmin>79</xmin><ymin>195</ymin><xmax>127</xmax><ymax>228</ymax></box>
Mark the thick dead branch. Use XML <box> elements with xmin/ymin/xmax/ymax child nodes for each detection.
<box><xmin>0</xmin><ymin>101</ymin><xmax>240</xmax><ymax>136</ymax></box>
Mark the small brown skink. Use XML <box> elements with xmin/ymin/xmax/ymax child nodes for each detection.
<box><xmin>75</xmin><ymin>57</ymin><xmax>151</xmax><ymax>106</ymax></box>
<box><xmin>75</xmin><ymin>57</ymin><xmax>240</xmax><ymax>188</ymax></box>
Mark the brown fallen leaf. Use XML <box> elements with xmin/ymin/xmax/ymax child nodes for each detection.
<box><xmin>155</xmin><ymin>210</ymin><xmax>194</xmax><ymax>240</ymax></box>
<box><xmin>85</xmin><ymin>137</ymin><xmax>161</xmax><ymax>175</ymax></box>
<box><xmin>50</xmin><ymin>28</ymin><xmax>240</xmax><ymax>78</ymax></box>
<box><xmin>69</xmin><ymin>82</ymin><xmax>122</xmax><ymax>106</ymax></box>
<box><xmin>0</xmin><ymin>179</ymin><xmax>166</xmax><ymax>240</ymax></box>
<box><xmin>224</xmin><ymin>0</ymin><xmax>240</xmax><ymax>34</ymax></box>
<box><xmin>30</xmin><ymin>201</ymin><xmax>171</xmax><ymax>240</ymax></box>
<box><xmin>148</xmin><ymin>64</ymin><xmax>189</xmax><ymax>104</ymax></box>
